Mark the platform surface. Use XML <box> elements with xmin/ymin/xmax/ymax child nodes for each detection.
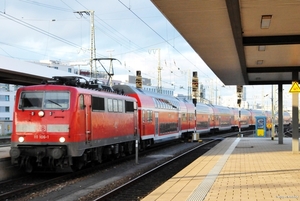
<box><xmin>142</xmin><ymin>137</ymin><xmax>300</xmax><ymax>201</ymax></box>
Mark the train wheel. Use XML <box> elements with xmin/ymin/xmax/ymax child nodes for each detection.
<box><xmin>97</xmin><ymin>147</ymin><xmax>103</xmax><ymax>163</ymax></box>
<box><xmin>24</xmin><ymin>157</ymin><xmax>34</xmax><ymax>173</ymax></box>
<box><xmin>71</xmin><ymin>157</ymin><xmax>84</xmax><ymax>171</ymax></box>
<box><xmin>126</xmin><ymin>141</ymin><xmax>134</xmax><ymax>155</ymax></box>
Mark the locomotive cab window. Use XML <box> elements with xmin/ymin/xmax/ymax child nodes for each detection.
<box><xmin>19</xmin><ymin>92</ymin><xmax>43</xmax><ymax>109</ymax></box>
<box><xmin>44</xmin><ymin>92</ymin><xmax>69</xmax><ymax>109</ymax></box>
<box><xmin>19</xmin><ymin>91</ymin><xmax>69</xmax><ymax>110</ymax></box>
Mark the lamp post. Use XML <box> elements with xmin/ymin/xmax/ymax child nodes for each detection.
<box><xmin>264</xmin><ymin>85</ymin><xmax>275</xmax><ymax>140</ymax></box>
<box><xmin>271</xmin><ymin>85</ymin><xmax>275</xmax><ymax>140</ymax></box>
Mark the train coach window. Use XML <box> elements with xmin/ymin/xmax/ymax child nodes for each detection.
<box><xmin>92</xmin><ymin>96</ymin><xmax>104</xmax><ymax>111</ymax></box>
<box><xmin>182</xmin><ymin>113</ymin><xmax>187</xmax><ymax>121</ymax></box>
<box><xmin>147</xmin><ymin>110</ymin><xmax>153</xmax><ymax>122</ymax></box>
<box><xmin>149</xmin><ymin>110</ymin><xmax>153</xmax><ymax>121</ymax></box>
<box><xmin>154</xmin><ymin>98</ymin><xmax>158</xmax><ymax>108</ymax></box>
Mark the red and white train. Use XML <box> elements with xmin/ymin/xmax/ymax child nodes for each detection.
<box><xmin>10</xmin><ymin>76</ymin><xmax>291</xmax><ymax>172</ymax></box>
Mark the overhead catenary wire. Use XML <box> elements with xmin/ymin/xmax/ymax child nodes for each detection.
<box><xmin>117</xmin><ymin>0</ymin><xmax>212</xmax><ymax>79</ymax></box>
<box><xmin>0</xmin><ymin>11</ymin><xmax>83</xmax><ymax>49</ymax></box>
<box><xmin>0</xmin><ymin>1</ymin><xmax>214</xmax><ymax>90</ymax></box>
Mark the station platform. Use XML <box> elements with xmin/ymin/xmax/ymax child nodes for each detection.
<box><xmin>0</xmin><ymin>146</ymin><xmax>10</xmax><ymax>159</ymax></box>
<box><xmin>142</xmin><ymin>137</ymin><xmax>300</xmax><ymax>201</ymax></box>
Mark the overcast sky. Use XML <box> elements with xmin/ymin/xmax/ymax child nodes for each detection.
<box><xmin>0</xmin><ymin>0</ymin><xmax>293</xmax><ymax>108</ymax></box>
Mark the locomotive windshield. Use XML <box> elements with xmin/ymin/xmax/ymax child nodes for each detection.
<box><xmin>19</xmin><ymin>91</ymin><xmax>70</xmax><ymax>110</ymax></box>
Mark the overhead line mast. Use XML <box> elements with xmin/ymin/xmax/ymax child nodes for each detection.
<box><xmin>157</xmin><ymin>48</ymin><xmax>162</xmax><ymax>94</ymax></box>
<box><xmin>74</xmin><ymin>10</ymin><xmax>96</xmax><ymax>78</ymax></box>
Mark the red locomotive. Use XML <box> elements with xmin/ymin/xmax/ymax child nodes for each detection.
<box><xmin>10</xmin><ymin>76</ymin><xmax>290</xmax><ymax>172</ymax></box>
<box><xmin>10</xmin><ymin>77</ymin><xmax>138</xmax><ymax>172</ymax></box>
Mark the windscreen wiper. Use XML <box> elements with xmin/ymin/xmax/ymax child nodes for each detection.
<box><xmin>47</xmin><ymin>99</ymin><xmax>62</xmax><ymax>107</ymax></box>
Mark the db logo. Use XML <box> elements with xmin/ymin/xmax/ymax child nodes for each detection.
<box><xmin>39</xmin><ymin>125</ymin><xmax>47</xmax><ymax>132</ymax></box>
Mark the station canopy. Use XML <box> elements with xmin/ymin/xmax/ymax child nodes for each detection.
<box><xmin>151</xmin><ymin>0</ymin><xmax>300</xmax><ymax>86</ymax></box>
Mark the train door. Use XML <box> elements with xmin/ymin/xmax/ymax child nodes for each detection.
<box><xmin>178</xmin><ymin>113</ymin><xmax>181</xmax><ymax>132</ymax></box>
<box><xmin>84</xmin><ymin>94</ymin><xmax>92</xmax><ymax>144</ymax></box>
<box><xmin>134</xmin><ymin>102</ymin><xmax>138</xmax><ymax>138</ymax></box>
<box><xmin>155</xmin><ymin>112</ymin><xmax>159</xmax><ymax>137</ymax></box>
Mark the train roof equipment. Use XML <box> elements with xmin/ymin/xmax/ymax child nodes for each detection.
<box><xmin>41</xmin><ymin>76</ymin><xmax>114</xmax><ymax>92</ymax></box>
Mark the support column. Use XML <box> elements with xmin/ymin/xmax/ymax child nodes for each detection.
<box><xmin>292</xmin><ymin>71</ymin><xmax>299</xmax><ymax>153</ymax></box>
<box><xmin>278</xmin><ymin>84</ymin><xmax>283</xmax><ymax>144</ymax></box>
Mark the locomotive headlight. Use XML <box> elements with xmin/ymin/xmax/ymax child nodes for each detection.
<box><xmin>18</xmin><ymin>136</ymin><xmax>25</xmax><ymax>143</ymax></box>
<box><xmin>59</xmin><ymin>137</ymin><xmax>65</xmax><ymax>143</ymax></box>
<box><xmin>38</xmin><ymin>110</ymin><xmax>45</xmax><ymax>117</ymax></box>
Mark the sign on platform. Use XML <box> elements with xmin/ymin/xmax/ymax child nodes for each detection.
<box><xmin>236</xmin><ymin>85</ymin><xmax>243</xmax><ymax>107</ymax></box>
<box><xmin>289</xmin><ymin>81</ymin><xmax>300</xmax><ymax>93</ymax></box>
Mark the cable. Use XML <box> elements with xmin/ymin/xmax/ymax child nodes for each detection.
<box><xmin>19</xmin><ymin>0</ymin><xmax>71</xmax><ymax>12</ymax></box>
<box><xmin>0</xmin><ymin>11</ymin><xmax>83</xmax><ymax>49</ymax></box>
<box><xmin>118</xmin><ymin>0</ymin><xmax>212</xmax><ymax>79</ymax></box>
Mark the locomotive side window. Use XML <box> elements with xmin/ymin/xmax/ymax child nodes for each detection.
<box><xmin>108</xmin><ymin>99</ymin><xmax>113</xmax><ymax>111</ymax></box>
<box><xmin>19</xmin><ymin>92</ymin><xmax>43</xmax><ymax>109</ymax></box>
<box><xmin>118</xmin><ymin>100</ymin><xmax>123</xmax><ymax>112</ymax></box>
<box><xmin>125</xmin><ymin>101</ymin><xmax>134</xmax><ymax>112</ymax></box>
<box><xmin>44</xmin><ymin>92</ymin><xmax>69</xmax><ymax>109</ymax></box>
<box><xmin>113</xmin><ymin>99</ymin><xmax>118</xmax><ymax>112</ymax></box>
<box><xmin>79</xmin><ymin>95</ymin><xmax>84</xmax><ymax>110</ymax></box>
<box><xmin>92</xmin><ymin>96</ymin><xmax>104</xmax><ymax>111</ymax></box>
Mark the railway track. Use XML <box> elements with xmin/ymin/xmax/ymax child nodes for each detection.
<box><xmin>87</xmin><ymin>132</ymin><xmax>252</xmax><ymax>201</ymax></box>
<box><xmin>92</xmin><ymin>139</ymin><xmax>220</xmax><ymax>201</ymax></box>
<box><xmin>0</xmin><ymin>131</ymin><xmax>252</xmax><ymax>200</ymax></box>
<box><xmin>0</xmin><ymin>173</ymin><xmax>70</xmax><ymax>200</ymax></box>
<box><xmin>0</xmin><ymin>139</ymin><xmax>192</xmax><ymax>200</ymax></box>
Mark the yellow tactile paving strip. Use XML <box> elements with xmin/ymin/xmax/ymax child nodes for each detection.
<box><xmin>205</xmin><ymin>138</ymin><xmax>300</xmax><ymax>201</ymax></box>
<box><xmin>142</xmin><ymin>138</ymin><xmax>300</xmax><ymax>201</ymax></box>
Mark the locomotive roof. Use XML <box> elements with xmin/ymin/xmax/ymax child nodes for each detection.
<box><xmin>18</xmin><ymin>81</ymin><xmax>136</xmax><ymax>101</ymax></box>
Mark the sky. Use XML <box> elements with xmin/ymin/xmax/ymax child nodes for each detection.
<box><xmin>0</xmin><ymin>0</ymin><xmax>293</xmax><ymax>109</ymax></box>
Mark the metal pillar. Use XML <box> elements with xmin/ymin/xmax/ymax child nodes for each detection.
<box><xmin>157</xmin><ymin>49</ymin><xmax>162</xmax><ymax>94</ymax></box>
<box><xmin>278</xmin><ymin>84</ymin><xmax>283</xmax><ymax>144</ymax></box>
<box><xmin>74</xmin><ymin>10</ymin><xmax>96</xmax><ymax>78</ymax></box>
<box><xmin>292</xmin><ymin>71</ymin><xmax>299</xmax><ymax>153</ymax></box>
<box><xmin>271</xmin><ymin>85</ymin><xmax>275</xmax><ymax>140</ymax></box>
